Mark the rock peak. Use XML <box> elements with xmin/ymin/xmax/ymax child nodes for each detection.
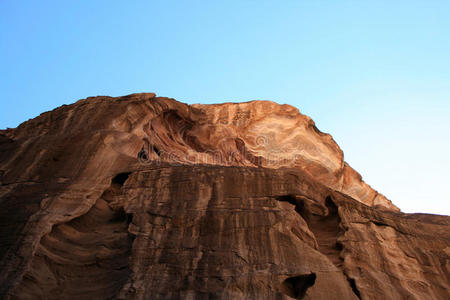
<box><xmin>3</xmin><ymin>94</ymin><xmax>397</xmax><ymax>211</ymax></box>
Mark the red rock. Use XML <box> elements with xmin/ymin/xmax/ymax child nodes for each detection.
<box><xmin>0</xmin><ymin>93</ymin><xmax>448</xmax><ymax>299</ymax></box>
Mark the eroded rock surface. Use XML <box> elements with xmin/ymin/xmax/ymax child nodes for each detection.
<box><xmin>0</xmin><ymin>93</ymin><xmax>448</xmax><ymax>299</ymax></box>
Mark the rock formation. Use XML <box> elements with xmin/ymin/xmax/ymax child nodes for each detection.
<box><xmin>0</xmin><ymin>93</ymin><xmax>448</xmax><ymax>299</ymax></box>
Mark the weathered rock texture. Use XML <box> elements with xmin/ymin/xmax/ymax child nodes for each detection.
<box><xmin>0</xmin><ymin>93</ymin><xmax>449</xmax><ymax>299</ymax></box>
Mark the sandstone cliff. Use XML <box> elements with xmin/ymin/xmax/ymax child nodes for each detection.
<box><xmin>0</xmin><ymin>93</ymin><xmax>448</xmax><ymax>299</ymax></box>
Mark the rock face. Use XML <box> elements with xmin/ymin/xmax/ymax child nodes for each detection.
<box><xmin>0</xmin><ymin>93</ymin><xmax>448</xmax><ymax>299</ymax></box>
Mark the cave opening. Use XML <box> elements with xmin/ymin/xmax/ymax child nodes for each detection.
<box><xmin>112</xmin><ymin>172</ymin><xmax>131</xmax><ymax>187</ymax></box>
<box><xmin>325</xmin><ymin>196</ymin><xmax>338</xmax><ymax>215</ymax></box>
<box><xmin>152</xmin><ymin>145</ymin><xmax>161</xmax><ymax>157</ymax></box>
<box><xmin>138</xmin><ymin>147</ymin><xmax>148</xmax><ymax>161</ymax></box>
<box><xmin>276</xmin><ymin>195</ymin><xmax>304</xmax><ymax>215</ymax></box>
<box><xmin>110</xmin><ymin>208</ymin><xmax>133</xmax><ymax>225</ymax></box>
<box><xmin>280</xmin><ymin>273</ymin><xmax>316</xmax><ymax>299</ymax></box>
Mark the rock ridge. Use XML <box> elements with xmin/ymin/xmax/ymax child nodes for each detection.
<box><xmin>1</xmin><ymin>93</ymin><xmax>397</xmax><ymax>211</ymax></box>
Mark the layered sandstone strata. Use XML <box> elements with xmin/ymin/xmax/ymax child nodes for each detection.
<box><xmin>0</xmin><ymin>93</ymin><xmax>448</xmax><ymax>299</ymax></box>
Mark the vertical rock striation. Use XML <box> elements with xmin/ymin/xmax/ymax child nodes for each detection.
<box><xmin>0</xmin><ymin>93</ymin><xmax>448</xmax><ymax>299</ymax></box>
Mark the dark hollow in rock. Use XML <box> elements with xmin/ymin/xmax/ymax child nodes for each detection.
<box><xmin>347</xmin><ymin>277</ymin><xmax>361</xmax><ymax>299</ymax></box>
<box><xmin>111</xmin><ymin>172</ymin><xmax>131</xmax><ymax>187</ymax></box>
<box><xmin>137</xmin><ymin>147</ymin><xmax>148</xmax><ymax>160</ymax></box>
<box><xmin>281</xmin><ymin>273</ymin><xmax>317</xmax><ymax>299</ymax></box>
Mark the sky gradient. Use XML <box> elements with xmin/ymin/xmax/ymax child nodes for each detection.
<box><xmin>1</xmin><ymin>1</ymin><xmax>449</xmax><ymax>214</ymax></box>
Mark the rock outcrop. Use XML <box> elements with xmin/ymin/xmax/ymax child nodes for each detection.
<box><xmin>0</xmin><ymin>93</ymin><xmax>448</xmax><ymax>299</ymax></box>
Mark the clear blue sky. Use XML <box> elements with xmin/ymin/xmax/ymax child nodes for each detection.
<box><xmin>1</xmin><ymin>1</ymin><xmax>449</xmax><ymax>214</ymax></box>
